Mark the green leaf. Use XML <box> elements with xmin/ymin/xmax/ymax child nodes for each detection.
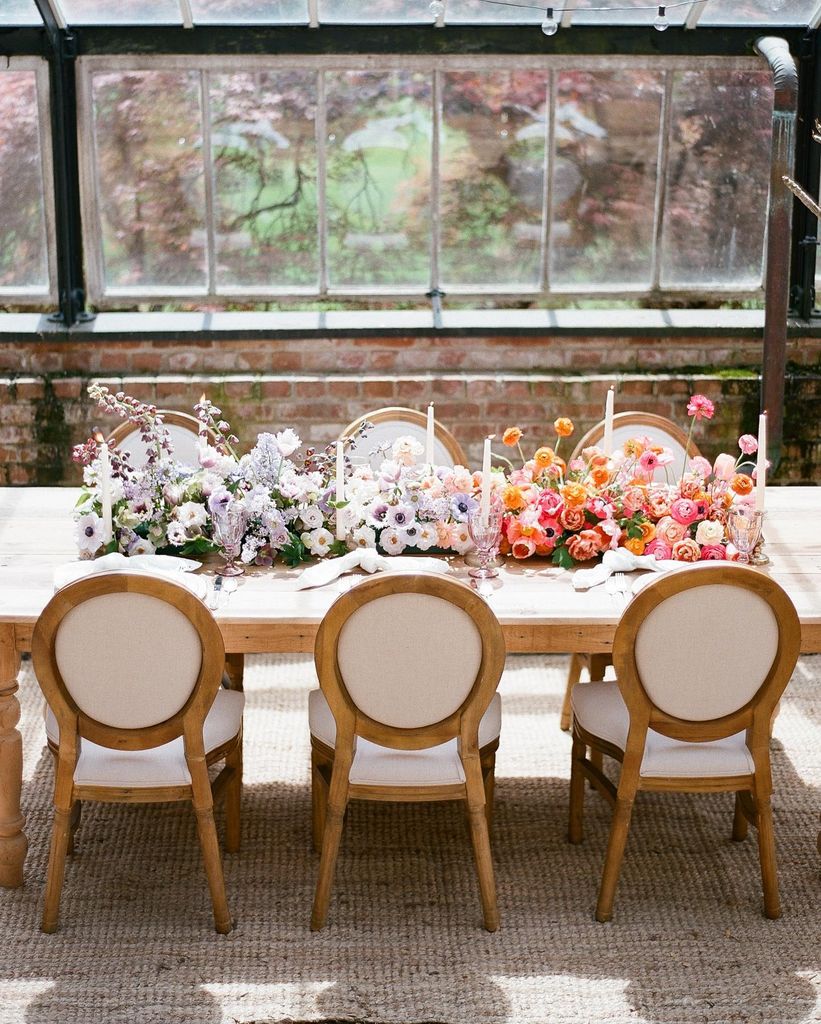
<box><xmin>552</xmin><ymin>544</ymin><xmax>574</xmax><ymax>570</ymax></box>
<box><xmin>329</xmin><ymin>539</ymin><xmax>349</xmax><ymax>557</ymax></box>
<box><xmin>280</xmin><ymin>535</ymin><xmax>308</xmax><ymax>567</ymax></box>
<box><xmin>329</xmin><ymin>499</ymin><xmax>350</xmax><ymax>510</ymax></box>
<box><xmin>74</xmin><ymin>491</ymin><xmax>93</xmax><ymax>509</ymax></box>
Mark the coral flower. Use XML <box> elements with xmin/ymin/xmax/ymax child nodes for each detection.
<box><xmin>672</xmin><ymin>537</ymin><xmax>701</xmax><ymax>562</ymax></box>
<box><xmin>700</xmin><ymin>544</ymin><xmax>727</xmax><ymax>560</ymax></box>
<box><xmin>623</xmin><ymin>536</ymin><xmax>646</xmax><ymax>556</ymax></box>
<box><xmin>623</xmin><ymin>438</ymin><xmax>644</xmax><ymax>458</ymax></box>
<box><xmin>554</xmin><ymin>417</ymin><xmax>574</xmax><ymax>438</ymax></box>
<box><xmin>534</xmin><ymin>446</ymin><xmax>555</xmax><ymax>470</ymax></box>
<box><xmin>731</xmin><ymin>473</ymin><xmax>753</xmax><ymax>496</ymax></box>
<box><xmin>503</xmin><ymin>426</ymin><xmax>523</xmax><ymax>447</ymax></box>
<box><xmin>687</xmin><ymin>394</ymin><xmax>715</xmax><ymax>420</ymax></box>
<box><xmin>566</xmin><ymin>529</ymin><xmax>603</xmax><ymax>562</ymax></box>
<box><xmin>645</xmin><ymin>538</ymin><xmax>673</xmax><ymax>560</ymax></box>
<box><xmin>589</xmin><ymin>465</ymin><xmax>611</xmax><ymax>488</ymax></box>
<box><xmin>560</xmin><ymin>481</ymin><xmax>587</xmax><ymax>508</ymax></box>
<box><xmin>502</xmin><ymin>484</ymin><xmax>526</xmax><ymax>512</ymax></box>
<box><xmin>511</xmin><ymin>536</ymin><xmax>537</xmax><ymax>559</ymax></box>
<box><xmin>559</xmin><ymin>505</ymin><xmax>586</xmax><ymax>531</ymax></box>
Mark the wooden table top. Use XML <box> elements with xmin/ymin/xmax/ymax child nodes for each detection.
<box><xmin>1</xmin><ymin>486</ymin><xmax>819</xmax><ymax>654</ymax></box>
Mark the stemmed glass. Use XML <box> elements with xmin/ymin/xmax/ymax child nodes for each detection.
<box><xmin>467</xmin><ymin>502</ymin><xmax>503</xmax><ymax>580</ymax></box>
<box><xmin>211</xmin><ymin>502</ymin><xmax>248</xmax><ymax>577</ymax></box>
<box><xmin>727</xmin><ymin>506</ymin><xmax>764</xmax><ymax>565</ymax></box>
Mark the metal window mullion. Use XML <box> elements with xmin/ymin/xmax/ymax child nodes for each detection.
<box><xmin>561</xmin><ymin>0</ymin><xmax>578</xmax><ymax>29</ymax></box>
<box><xmin>541</xmin><ymin>69</ymin><xmax>556</xmax><ymax>296</ymax></box>
<box><xmin>430</xmin><ymin>67</ymin><xmax>442</xmax><ymax>294</ymax></box>
<box><xmin>200</xmin><ymin>70</ymin><xmax>217</xmax><ymax>297</ymax></box>
<box><xmin>650</xmin><ymin>70</ymin><xmax>674</xmax><ymax>291</ymax></box>
<box><xmin>685</xmin><ymin>2</ymin><xmax>709</xmax><ymax>30</ymax></box>
<box><xmin>308</xmin><ymin>0</ymin><xmax>319</xmax><ymax>28</ymax></box>
<box><xmin>317</xmin><ymin>69</ymin><xmax>328</xmax><ymax>296</ymax></box>
<box><xmin>810</xmin><ymin>2</ymin><xmax>821</xmax><ymax>29</ymax></box>
<box><xmin>77</xmin><ymin>63</ymin><xmax>105</xmax><ymax>304</ymax></box>
<box><xmin>33</xmin><ymin>60</ymin><xmax>59</xmax><ymax>303</ymax></box>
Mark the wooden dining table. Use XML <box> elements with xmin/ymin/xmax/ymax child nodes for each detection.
<box><xmin>0</xmin><ymin>485</ymin><xmax>818</xmax><ymax>890</ymax></box>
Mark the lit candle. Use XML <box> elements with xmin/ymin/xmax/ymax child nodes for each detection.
<box><xmin>335</xmin><ymin>440</ymin><xmax>346</xmax><ymax>541</ymax></box>
<box><xmin>425</xmin><ymin>402</ymin><xmax>435</xmax><ymax>468</ymax></box>
<box><xmin>95</xmin><ymin>432</ymin><xmax>113</xmax><ymax>547</ymax></box>
<box><xmin>755</xmin><ymin>411</ymin><xmax>767</xmax><ymax>512</ymax></box>
<box><xmin>603</xmin><ymin>386</ymin><xmax>615</xmax><ymax>456</ymax></box>
<box><xmin>480</xmin><ymin>435</ymin><xmax>493</xmax><ymax>527</ymax></box>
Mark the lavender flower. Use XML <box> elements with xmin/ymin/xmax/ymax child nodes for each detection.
<box><xmin>450</xmin><ymin>492</ymin><xmax>478</xmax><ymax>522</ymax></box>
<box><xmin>385</xmin><ymin>503</ymin><xmax>416</xmax><ymax>530</ymax></box>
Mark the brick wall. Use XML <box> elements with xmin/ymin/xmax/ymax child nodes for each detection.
<box><xmin>0</xmin><ymin>332</ymin><xmax>818</xmax><ymax>485</ymax></box>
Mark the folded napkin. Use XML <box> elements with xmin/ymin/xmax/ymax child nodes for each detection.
<box><xmin>572</xmin><ymin>549</ymin><xmax>679</xmax><ymax>591</ymax></box>
<box><xmin>53</xmin><ymin>553</ymin><xmax>207</xmax><ymax>600</ymax></box>
<box><xmin>295</xmin><ymin>549</ymin><xmax>452</xmax><ymax>590</ymax></box>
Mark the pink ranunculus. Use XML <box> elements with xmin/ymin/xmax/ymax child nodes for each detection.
<box><xmin>712</xmin><ymin>452</ymin><xmax>736</xmax><ymax>482</ymax></box>
<box><xmin>538</xmin><ymin>489</ymin><xmax>564</xmax><ymax>519</ymax></box>
<box><xmin>586</xmin><ymin>496</ymin><xmax>613</xmax><ymax>520</ymax></box>
<box><xmin>644</xmin><ymin>538</ymin><xmax>673</xmax><ymax>560</ymax></box>
<box><xmin>700</xmin><ymin>544</ymin><xmax>727</xmax><ymax>560</ymax></box>
<box><xmin>738</xmin><ymin>434</ymin><xmax>758</xmax><ymax>456</ymax></box>
<box><xmin>508</xmin><ymin>466</ymin><xmax>534</xmax><ymax>487</ymax></box>
<box><xmin>655</xmin><ymin>515</ymin><xmax>686</xmax><ymax>547</ymax></box>
<box><xmin>688</xmin><ymin>455</ymin><xmax>713</xmax><ymax>479</ymax></box>
<box><xmin>646</xmin><ymin>489</ymin><xmax>672</xmax><ymax>519</ymax></box>
<box><xmin>566</xmin><ymin>529</ymin><xmax>603</xmax><ymax>563</ymax></box>
<box><xmin>672</xmin><ymin>537</ymin><xmax>701</xmax><ymax>562</ymax></box>
<box><xmin>687</xmin><ymin>394</ymin><xmax>715</xmax><ymax>420</ymax></box>
<box><xmin>621</xmin><ymin>485</ymin><xmax>647</xmax><ymax>515</ymax></box>
<box><xmin>511</xmin><ymin>535</ymin><xmax>537</xmax><ymax>559</ymax></box>
<box><xmin>669</xmin><ymin>497</ymin><xmax>700</xmax><ymax>526</ymax></box>
<box><xmin>638</xmin><ymin>450</ymin><xmax>660</xmax><ymax>473</ymax></box>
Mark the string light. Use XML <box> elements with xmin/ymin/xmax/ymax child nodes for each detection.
<box><xmin>429</xmin><ymin>0</ymin><xmax>445</xmax><ymax>15</ymax></box>
<box><xmin>653</xmin><ymin>5</ymin><xmax>669</xmax><ymax>30</ymax></box>
<box><xmin>424</xmin><ymin>0</ymin><xmax>710</xmax><ymax>20</ymax></box>
<box><xmin>541</xmin><ymin>7</ymin><xmax>559</xmax><ymax>35</ymax></box>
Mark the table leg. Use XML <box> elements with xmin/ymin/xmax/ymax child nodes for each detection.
<box><xmin>0</xmin><ymin>626</ymin><xmax>26</xmax><ymax>888</ymax></box>
<box><xmin>224</xmin><ymin>653</ymin><xmax>245</xmax><ymax>692</ymax></box>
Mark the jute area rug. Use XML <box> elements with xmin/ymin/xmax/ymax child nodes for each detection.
<box><xmin>1</xmin><ymin>654</ymin><xmax>819</xmax><ymax>1024</ymax></box>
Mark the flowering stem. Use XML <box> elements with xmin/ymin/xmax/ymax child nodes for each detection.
<box><xmin>682</xmin><ymin>417</ymin><xmax>696</xmax><ymax>478</ymax></box>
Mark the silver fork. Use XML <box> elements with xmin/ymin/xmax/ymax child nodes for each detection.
<box><xmin>605</xmin><ymin>572</ymin><xmax>630</xmax><ymax>608</ymax></box>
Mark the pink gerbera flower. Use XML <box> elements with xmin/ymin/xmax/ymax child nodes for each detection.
<box><xmin>686</xmin><ymin>394</ymin><xmax>715</xmax><ymax>420</ymax></box>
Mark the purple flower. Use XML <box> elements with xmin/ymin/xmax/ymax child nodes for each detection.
<box><xmin>450</xmin><ymin>492</ymin><xmax>478</xmax><ymax>522</ymax></box>
<box><xmin>207</xmin><ymin>486</ymin><xmax>233</xmax><ymax>516</ymax></box>
<box><xmin>366</xmin><ymin>501</ymin><xmax>391</xmax><ymax>528</ymax></box>
<box><xmin>385</xmin><ymin>503</ymin><xmax>416</xmax><ymax>530</ymax></box>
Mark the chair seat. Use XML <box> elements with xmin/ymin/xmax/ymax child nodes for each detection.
<box><xmin>309</xmin><ymin>689</ymin><xmax>501</xmax><ymax>787</ymax></box>
<box><xmin>571</xmin><ymin>680</ymin><xmax>754</xmax><ymax>778</ymax></box>
<box><xmin>45</xmin><ymin>689</ymin><xmax>245</xmax><ymax>788</ymax></box>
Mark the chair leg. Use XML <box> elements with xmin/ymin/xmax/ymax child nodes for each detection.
<box><xmin>561</xmin><ymin>654</ymin><xmax>583</xmax><ymax>731</ymax></box>
<box><xmin>67</xmin><ymin>800</ymin><xmax>82</xmax><ymax>856</ymax></box>
<box><xmin>464</xmin><ymin>758</ymin><xmax>499</xmax><ymax>932</ymax></box>
<box><xmin>194</xmin><ymin>807</ymin><xmax>233</xmax><ymax>934</ymax></box>
<box><xmin>568</xmin><ymin>734</ymin><xmax>586</xmax><ymax>844</ymax></box>
<box><xmin>481</xmin><ymin>750</ymin><xmax>496</xmax><ymax>836</ymax></box>
<box><xmin>42</xmin><ymin>806</ymin><xmax>72</xmax><ymax>933</ymax></box>
<box><xmin>311</xmin><ymin>750</ymin><xmax>330</xmax><ymax>855</ymax></box>
<box><xmin>755</xmin><ymin>795</ymin><xmax>781</xmax><ymax>919</ymax></box>
<box><xmin>595</xmin><ymin>791</ymin><xmax>637</xmax><ymax>923</ymax></box>
<box><xmin>224</xmin><ymin>741</ymin><xmax>242</xmax><ymax>855</ymax></box>
<box><xmin>731</xmin><ymin>792</ymin><xmax>749</xmax><ymax>842</ymax></box>
<box><xmin>311</xmin><ymin>762</ymin><xmax>350</xmax><ymax>931</ymax></box>
<box><xmin>586</xmin><ymin>656</ymin><xmax>609</xmax><ymax>782</ymax></box>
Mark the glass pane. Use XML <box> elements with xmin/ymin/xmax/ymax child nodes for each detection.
<box><xmin>0</xmin><ymin>1</ymin><xmax>41</xmax><ymax>25</ymax></box>
<box><xmin>551</xmin><ymin>70</ymin><xmax>663</xmax><ymax>289</ymax></box>
<box><xmin>702</xmin><ymin>1</ymin><xmax>813</xmax><ymax>25</ymax></box>
<box><xmin>92</xmin><ymin>71</ymin><xmax>206</xmax><ymax>290</ymax></box>
<box><xmin>659</xmin><ymin>70</ymin><xmax>773</xmax><ymax>289</ymax></box>
<box><xmin>192</xmin><ymin>0</ymin><xmax>308</xmax><ymax>22</ymax></box>
<box><xmin>573</xmin><ymin>0</ymin><xmax>685</xmax><ymax>25</ymax></box>
<box><xmin>325</xmin><ymin>71</ymin><xmax>432</xmax><ymax>289</ymax></box>
<box><xmin>441</xmin><ymin>70</ymin><xmax>547</xmax><ymax>288</ymax></box>
<box><xmin>319</xmin><ymin>0</ymin><xmax>430</xmax><ymax>22</ymax></box>
<box><xmin>210</xmin><ymin>70</ymin><xmax>318</xmax><ymax>289</ymax></box>
<box><xmin>61</xmin><ymin>0</ymin><xmax>181</xmax><ymax>23</ymax></box>
<box><xmin>0</xmin><ymin>71</ymin><xmax>49</xmax><ymax>291</ymax></box>
<box><xmin>446</xmin><ymin>0</ymin><xmax>542</xmax><ymax>23</ymax></box>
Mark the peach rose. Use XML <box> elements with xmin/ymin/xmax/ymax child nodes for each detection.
<box><xmin>646</xmin><ymin>490</ymin><xmax>672</xmax><ymax>519</ymax></box>
<box><xmin>672</xmin><ymin>537</ymin><xmax>701</xmax><ymax>562</ymax></box>
<box><xmin>645</xmin><ymin>538</ymin><xmax>672</xmax><ymax>560</ymax></box>
<box><xmin>678</xmin><ymin>475</ymin><xmax>702</xmax><ymax>499</ymax></box>
<box><xmin>559</xmin><ymin>505</ymin><xmax>586</xmax><ymax>532</ymax></box>
<box><xmin>621</xmin><ymin>485</ymin><xmax>647</xmax><ymax>515</ymax></box>
<box><xmin>566</xmin><ymin>529</ymin><xmax>603</xmax><ymax>562</ymax></box>
<box><xmin>655</xmin><ymin>515</ymin><xmax>686</xmax><ymax>546</ymax></box>
<box><xmin>554</xmin><ymin>417</ymin><xmax>574</xmax><ymax>438</ymax></box>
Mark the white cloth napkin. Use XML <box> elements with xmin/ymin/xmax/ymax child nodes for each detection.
<box><xmin>53</xmin><ymin>553</ymin><xmax>207</xmax><ymax>600</ymax></box>
<box><xmin>572</xmin><ymin>549</ymin><xmax>679</xmax><ymax>591</ymax></box>
<box><xmin>295</xmin><ymin>549</ymin><xmax>452</xmax><ymax>590</ymax></box>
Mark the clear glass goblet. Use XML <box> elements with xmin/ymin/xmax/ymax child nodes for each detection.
<box><xmin>212</xmin><ymin>503</ymin><xmax>248</xmax><ymax>577</ymax></box>
<box><xmin>727</xmin><ymin>506</ymin><xmax>764</xmax><ymax>566</ymax></box>
<box><xmin>467</xmin><ymin>504</ymin><xmax>503</xmax><ymax>580</ymax></box>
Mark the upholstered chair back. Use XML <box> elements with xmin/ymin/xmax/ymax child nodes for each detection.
<box><xmin>315</xmin><ymin>573</ymin><xmax>505</xmax><ymax>748</ymax></box>
<box><xmin>614</xmin><ymin>564</ymin><xmax>800</xmax><ymax>732</ymax></box>
<box><xmin>33</xmin><ymin>573</ymin><xmax>224</xmax><ymax>750</ymax></box>
<box><xmin>108</xmin><ymin>411</ymin><xmax>209</xmax><ymax>469</ymax></box>
<box><xmin>339</xmin><ymin>407</ymin><xmax>468</xmax><ymax>471</ymax></box>
<box><xmin>571</xmin><ymin>412</ymin><xmax>701</xmax><ymax>479</ymax></box>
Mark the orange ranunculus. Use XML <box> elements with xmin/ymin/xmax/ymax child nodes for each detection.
<box><xmin>639</xmin><ymin>520</ymin><xmax>656</xmax><ymax>544</ymax></box>
<box><xmin>502</xmin><ymin>484</ymin><xmax>526</xmax><ymax>512</ymax></box>
<box><xmin>503</xmin><ymin>426</ymin><xmax>523</xmax><ymax>447</ymax></box>
<box><xmin>731</xmin><ymin>473</ymin><xmax>753</xmax><ymax>496</ymax></box>
<box><xmin>560</xmin><ymin>481</ymin><xmax>587</xmax><ymax>508</ymax></box>
<box><xmin>589</xmin><ymin>465</ymin><xmax>611</xmax><ymax>488</ymax></box>
<box><xmin>623</xmin><ymin>536</ymin><xmax>646</xmax><ymax>556</ymax></box>
<box><xmin>623</xmin><ymin>438</ymin><xmax>644</xmax><ymax>458</ymax></box>
<box><xmin>534</xmin><ymin>446</ymin><xmax>555</xmax><ymax>470</ymax></box>
<box><xmin>554</xmin><ymin>417</ymin><xmax>574</xmax><ymax>438</ymax></box>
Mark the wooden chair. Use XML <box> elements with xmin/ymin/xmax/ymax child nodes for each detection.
<box><xmin>108</xmin><ymin>410</ymin><xmax>213</xmax><ymax>468</ymax></box>
<box><xmin>340</xmin><ymin>407</ymin><xmax>468</xmax><ymax>469</ymax></box>
<box><xmin>31</xmin><ymin>572</ymin><xmax>244</xmax><ymax>934</ymax></box>
<box><xmin>561</xmin><ymin>411</ymin><xmax>704</xmax><ymax>732</ymax></box>
<box><xmin>309</xmin><ymin>572</ymin><xmax>506</xmax><ymax>931</ymax></box>
<box><xmin>568</xmin><ymin>563</ymin><xmax>800</xmax><ymax>922</ymax></box>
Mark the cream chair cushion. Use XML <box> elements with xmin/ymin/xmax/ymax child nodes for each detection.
<box><xmin>116</xmin><ymin>423</ymin><xmax>203</xmax><ymax>468</ymax></box>
<box><xmin>357</xmin><ymin>420</ymin><xmax>457</xmax><ymax>471</ymax></box>
<box><xmin>309</xmin><ymin>689</ymin><xmax>501</xmax><ymax>787</ymax></box>
<box><xmin>45</xmin><ymin>690</ymin><xmax>244</xmax><ymax>788</ymax></box>
<box><xmin>571</xmin><ymin>681</ymin><xmax>754</xmax><ymax>778</ymax></box>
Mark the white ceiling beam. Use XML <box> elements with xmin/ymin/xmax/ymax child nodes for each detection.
<box><xmin>179</xmin><ymin>0</ymin><xmax>194</xmax><ymax>29</ymax></box>
<box><xmin>685</xmin><ymin>1</ymin><xmax>709</xmax><ymax>30</ymax></box>
<box><xmin>308</xmin><ymin>0</ymin><xmax>319</xmax><ymax>28</ymax></box>
<box><xmin>561</xmin><ymin>0</ymin><xmax>578</xmax><ymax>30</ymax></box>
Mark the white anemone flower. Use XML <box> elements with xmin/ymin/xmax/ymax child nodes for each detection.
<box><xmin>379</xmin><ymin>527</ymin><xmax>406</xmax><ymax>555</ymax></box>
<box><xmin>350</xmin><ymin>525</ymin><xmax>377</xmax><ymax>549</ymax></box>
<box><xmin>413</xmin><ymin>523</ymin><xmax>437</xmax><ymax>551</ymax></box>
<box><xmin>166</xmin><ymin>521</ymin><xmax>188</xmax><ymax>547</ymax></box>
<box><xmin>75</xmin><ymin>512</ymin><xmax>104</xmax><ymax>557</ymax></box>
<box><xmin>128</xmin><ymin>536</ymin><xmax>156</xmax><ymax>556</ymax></box>
<box><xmin>176</xmin><ymin>501</ymin><xmax>208</xmax><ymax>531</ymax></box>
<box><xmin>302</xmin><ymin>527</ymin><xmax>334</xmax><ymax>557</ymax></box>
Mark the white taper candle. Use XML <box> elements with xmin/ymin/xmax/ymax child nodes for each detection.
<box><xmin>603</xmin><ymin>386</ymin><xmax>615</xmax><ymax>456</ymax></box>
<box><xmin>425</xmin><ymin>402</ymin><xmax>435</xmax><ymax>467</ymax></box>
<box><xmin>335</xmin><ymin>440</ymin><xmax>346</xmax><ymax>541</ymax></box>
<box><xmin>755</xmin><ymin>412</ymin><xmax>767</xmax><ymax>512</ymax></box>
<box><xmin>480</xmin><ymin>435</ymin><xmax>492</xmax><ymax>527</ymax></box>
<box><xmin>98</xmin><ymin>437</ymin><xmax>113</xmax><ymax>546</ymax></box>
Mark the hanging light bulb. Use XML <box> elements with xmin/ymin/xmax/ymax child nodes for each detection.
<box><xmin>653</xmin><ymin>5</ymin><xmax>669</xmax><ymax>31</ymax></box>
<box><xmin>541</xmin><ymin>7</ymin><xmax>559</xmax><ymax>35</ymax></box>
<box><xmin>429</xmin><ymin>0</ymin><xmax>445</xmax><ymax>15</ymax></box>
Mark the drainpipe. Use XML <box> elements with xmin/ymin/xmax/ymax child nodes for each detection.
<box><xmin>755</xmin><ymin>36</ymin><xmax>798</xmax><ymax>474</ymax></box>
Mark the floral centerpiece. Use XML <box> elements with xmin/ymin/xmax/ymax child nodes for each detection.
<box><xmin>498</xmin><ymin>397</ymin><xmax>762</xmax><ymax>566</ymax></box>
